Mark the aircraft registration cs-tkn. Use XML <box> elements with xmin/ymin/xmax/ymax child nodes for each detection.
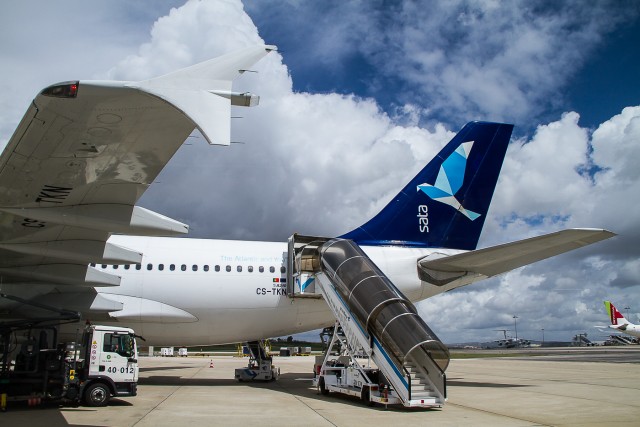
<box><xmin>0</xmin><ymin>45</ymin><xmax>615</xmax><ymax>347</ymax></box>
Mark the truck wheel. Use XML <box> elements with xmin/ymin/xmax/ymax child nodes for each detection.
<box><xmin>319</xmin><ymin>377</ymin><xmax>329</xmax><ymax>396</ymax></box>
<box><xmin>84</xmin><ymin>383</ymin><xmax>110</xmax><ymax>407</ymax></box>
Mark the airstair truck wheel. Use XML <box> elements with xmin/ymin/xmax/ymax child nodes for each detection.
<box><xmin>319</xmin><ymin>377</ymin><xmax>329</xmax><ymax>396</ymax></box>
<box><xmin>361</xmin><ymin>386</ymin><xmax>375</xmax><ymax>407</ymax></box>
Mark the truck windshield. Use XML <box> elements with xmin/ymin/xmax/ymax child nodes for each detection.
<box><xmin>103</xmin><ymin>333</ymin><xmax>135</xmax><ymax>358</ymax></box>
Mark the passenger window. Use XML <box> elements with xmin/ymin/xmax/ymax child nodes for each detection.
<box><xmin>170</xmin><ymin>264</ymin><xmax>175</xmax><ymax>271</ymax></box>
<box><xmin>237</xmin><ymin>266</ymin><xmax>242</xmax><ymax>272</ymax></box>
<box><xmin>136</xmin><ymin>264</ymin><xmax>141</xmax><ymax>270</ymax></box>
<box><xmin>102</xmin><ymin>264</ymin><xmax>107</xmax><ymax>269</ymax></box>
<box><xmin>90</xmin><ymin>263</ymin><xmax>96</xmax><ymax>267</ymax></box>
<box><xmin>248</xmin><ymin>266</ymin><xmax>253</xmax><ymax>273</ymax></box>
<box><xmin>215</xmin><ymin>265</ymin><xmax>220</xmax><ymax>272</ymax></box>
<box><xmin>259</xmin><ymin>266</ymin><xmax>264</xmax><ymax>273</ymax></box>
<box><xmin>204</xmin><ymin>265</ymin><xmax>209</xmax><ymax>272</ymax></box>
<box><xmin>113</xmin><ymin>265</ymin><xmax>118</xmax><ymax>270</ymax></box>
<box><xmin>192</xmin><ymin>265</ymin><xmax>198</xmax><ymax>272</ymax></box>
<box><xmin>147</xmin><ymin>264</ymin><xmax>153</xmax><ymax>271</ymax></box>
<box><xmin>181</xmin><ymin>264</ymin><xmax>186</xmax><ymax>271</ymax></box>
<box><xmin>280</xmin><ymin>266</ymin><xmax>286</xmax><ymax>274</ymax></box>
<box><xmin>269</xmin><ymin>266</ymin><xmax>275</xmax><ymax>273</ymax></box>
<box><xmin>124</xmin><ymin>265</ymin><xmax>130</xmax><ymax>270</ymax></box>
<box><xmin>159</xmin><ymin>264</ymin><xmax>164</xmax><ymax>271</ymax></box>
<box><xmin>226</xmin><ymin>265</ymin><xmax>231</xmax><ymax>272</ymax></box>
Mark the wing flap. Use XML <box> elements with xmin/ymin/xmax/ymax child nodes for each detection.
<box><xmin>1</xmin><ymin>205</ymin><xmax>188</xmax><ymax>237</ymax></box>
<box><xmin>103</xmin><ymin>294</ymin><xmax>198</xmax><ymax>323</ymax></box>
<box><xmin>0</xmin><ymin>264</ymin><xmax>120</xmax><ymax>287</ymax></box>
<box><xmin>0</xmin><ymin>240</ymin><xmax>141</xmax><ymax>265</ymax></box>
<box><xmin>418</xmin><ymin>228</ymin><xmax>616</xmax><ymax>285</ymax></box>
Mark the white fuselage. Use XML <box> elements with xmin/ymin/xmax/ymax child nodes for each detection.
<box><xmin>86</xmin><ymin>235</ymin><xmax>460</xmax><ymax>346</ymax></box>
<box><xmin>609</xmin><ymin>324</ymin><xmax>640</xmax><ymax>339</ymax></box>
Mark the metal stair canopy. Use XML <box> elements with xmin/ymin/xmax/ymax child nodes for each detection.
<box><xmin>318</xmin><ymin>239</ymin><xmax>450</xmax><ymax>375</ymax></box>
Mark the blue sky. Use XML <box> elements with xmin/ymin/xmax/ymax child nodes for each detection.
<box><xmin>1</xmin><ymin>0</ymin><xmax>639</xmax><ymax>344</ymax></box>
<box><xmin>246</xmin><ymin>1</ymin><xmax>640</xmax><ymax>134</ymax></box>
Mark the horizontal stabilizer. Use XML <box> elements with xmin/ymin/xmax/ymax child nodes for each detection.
<box><xmin>418</xmin><ymin>228</ymin><xmax>615</xmax><ymax>285</ymax></box>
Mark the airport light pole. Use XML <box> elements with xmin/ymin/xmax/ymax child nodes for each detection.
<box><xmin>541</xmin><ymin>328</ymin><xmax>545</xmax><ymax>346</ymax></box>
<box><xmin>513</xmin><ymin>315</ymin><xmax>518</xmax><ymax>340</ymax></box>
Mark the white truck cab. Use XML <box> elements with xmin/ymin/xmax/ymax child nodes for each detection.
<box><xmin>80</xmin><ymin>325</ymin><xmax>139</xmax><ymax>406</ymax></box>
<box><xmin>1</xmin><ymin>323</ymin><xmax>139</xmax><ymax>409</ymax></box>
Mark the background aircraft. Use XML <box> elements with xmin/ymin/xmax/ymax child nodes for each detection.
<box><xmin>604</xmin><ymin>301</ymin><xmax>640</xmax><ymax>339</ymax></box>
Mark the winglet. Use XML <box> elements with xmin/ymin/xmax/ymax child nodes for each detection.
<box><xmin>130</xmin><ymin>45</ymin><xmax>276</xmax><ymax>145</ymax></box>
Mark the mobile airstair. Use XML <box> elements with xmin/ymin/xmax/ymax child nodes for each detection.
<box><xmin>287</xmin><ymin>234</ymin><xmax>449</xmax><ymax>408</ymax></box>
<box><xmin>234</xmin><ymin>340</ymin><xmax>280</xmax><ymax>381</ymax></box>
<box><xmin>608</xmin><ymin>335</ymin><xmax>637</xmax><ymax>345</ymax></box>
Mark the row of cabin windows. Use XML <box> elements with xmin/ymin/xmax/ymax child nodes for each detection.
<box><xmin>91</xmin><ymin>263</ymin><xmax>286</xmax><ymax>274</ymax></box>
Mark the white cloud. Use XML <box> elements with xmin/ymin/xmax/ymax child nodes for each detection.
<box><xmin>106</xmin><ymin>0</ymin><xmax>263</xmax><ymax>81</ymax></box>
<box><xmin>592</xmin><ymin>106</ymin><xmax>640</xmax><ymax>184</ymax></box>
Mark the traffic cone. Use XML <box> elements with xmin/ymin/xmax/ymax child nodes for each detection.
<box><xmin>209</xmin><ymin>359</ymin><xmax>214</xmax><ymax>368</ymax></box>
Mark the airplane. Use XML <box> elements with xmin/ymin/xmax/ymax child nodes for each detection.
<box><xmin>482</xmin><ymin>330</ymin><xmax>531</xmax><ymax>349</ymax></box>
<box><xmin>0</xmin><ymin>44</ymin><xmax>615</xmax><ymax>349</ymax></box>
<box><xmin>604</xmin><ymin>301</ymin><xmax>640</xmax><ymax>339</ymax></box>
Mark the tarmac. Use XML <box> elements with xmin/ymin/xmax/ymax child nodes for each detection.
<box><xmin>2</xmin><ymin>347</ymin><xmax>639</xmax><ymax>426</ymax></box>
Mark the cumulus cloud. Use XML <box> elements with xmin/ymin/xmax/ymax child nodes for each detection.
<box><xmin>1</xmin><ymin>0</ymin><xmax>638</xmax><ymax>343</ymax></box>
<box><xmin>106</xmin><ymin>0</ymin><xmax>263</xmax><ymax>81</ymax></box>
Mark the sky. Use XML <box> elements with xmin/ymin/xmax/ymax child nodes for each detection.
<box><xmin>1</xmin><ymin>0</ymin><xmax>640</xmax><ymax>344</ymax></box>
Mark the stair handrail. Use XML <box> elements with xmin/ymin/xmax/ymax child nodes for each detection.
<box><xmin>406</xmin><ymin>339</ymin><xmax>450</xmax><ymax>375</ymax></box>
<box><xmin>402</xmin><ymin>365</ymin><xmax>412</xmax><ymax>401</ymax></box>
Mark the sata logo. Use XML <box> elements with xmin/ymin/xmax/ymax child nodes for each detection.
<box><xmin>416</xmin><ymin>141</ymin><xmax>480</xmax><ymax>227</ymax></box>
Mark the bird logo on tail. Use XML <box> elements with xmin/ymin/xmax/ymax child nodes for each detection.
<box><xmin>417</xmin><ymin>141</ymin><xmax>480</xmax><ymax>221</ymax></box>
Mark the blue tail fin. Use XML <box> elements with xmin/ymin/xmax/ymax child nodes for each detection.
<box><xmin>341</xmin><ymin>121</ymin><xmax>513</xmax><ymax>250</ymax></box>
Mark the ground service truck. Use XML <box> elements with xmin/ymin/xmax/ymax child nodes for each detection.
<box><xmin>1</xmin><ymin>323</ymin><xmax>139</xmax><ymax>410</ymax></box>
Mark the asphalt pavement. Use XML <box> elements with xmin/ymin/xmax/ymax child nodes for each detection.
<box><xmin>3</xmin><ymin>347</ymin><xmax>639</xmax><ymax>426</ymax></box>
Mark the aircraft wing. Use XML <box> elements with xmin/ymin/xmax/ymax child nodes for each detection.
<box><xmin>417</xmin><ymin>228</ymin><xmax>616</xmax><ymax>286</ymax></box>
<box><xmin>0</xmin><ymin>45</ymin><xmax>275</xmax><ymax>293</ymax></box>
